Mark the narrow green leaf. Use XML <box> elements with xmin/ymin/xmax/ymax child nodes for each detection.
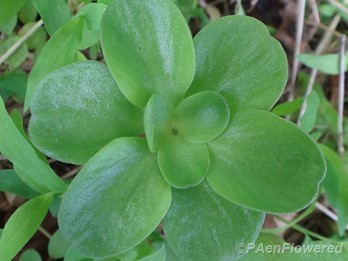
<box><xmin>158</xmin><ymin>136</ymin><xmax>210</xmax><ymax>188</ymax></box>
<box><xmin>188</xmin><ymin>15</ymin><xmax>288</xmax><ymax>111</ymax></box>
<box><xmin>163</xmin><ymin>182</ymin><xmax>265</xmax><ymax>261</ymax></box>
<box><xmin>0</xmin><ymin>15</ymin><xmax>17</xmax><ymax>35</ymax></box>
<box><xmin>59</xmin><ymin>138</ymin><xmax>171</xmax><ymax>257</ymax></box>
<box><xmin>29</xmin><ymin>61</ymin><xmax>143</xmax><ymax>164</ymax></box>
<box><xmin>0</xmin><ymin>0</ymin><xmax>26</xmax><ymax>24</ymax></box>
<box><xmin>271</xmin><ymin>97</ymin><xmax>304</xmax><ymax>116</ymax></box>
<box><xmin>101</xmin><ymin>0</ymin><xmax>195</xmax><ymax>108</ymax></box>
<box><xmin>76</xmin><ymin>3</ymin><xmax>106</xmax><ymax>50</ymax></box>
<box><xmin>0</xmin><ymin>193</ymin><xmax>53</xmax><ymax>261</ymax></box>
<box><xmin>25</xmin><ymin>17</ymin><xmax>84</xmax><ymax>110</ymax></box>
<box><xmin>207</xmin><ymin>109</ymin><xmax>326</xmax><ymax>213</ymax></box>
<box><xmin>174</xmin><ymin>91</ymin><xmax>230</xmax><ymax>143</ymax></box>
<box><xmin>32</xmin><ymin>0</ymin><xmax>71</xmax><ymax>36</ymax></box>
<box><xmin>48</xmin><ymin>230</ymin><xmax>71</xmax><ymax>259</ymax></box>
<box><xmin>144</xmin><ymin>94</ymin><xmax>174</xmax><ymax>152</ymax></box>
<box><xmin>0</xmin><ymin>170</ymin><xmax>39</xmax><ymax>198</ymax></box>
<box><xmin>138</xmin><ymin>245</ymin><xmax>166</xmax><ymax>261</ymax></box>
<box><xmin>0</xmin><ymin>98</ymin><xmax>67</xmax><ymax>193</ymax></box>
<box><xmin>320</xmin><ymin>145</ymin><xmax>348</xmax><ymax>236</ymax></box>
<box><xmin>0</xmin><ymin>69</ymin><xmax>27</xmax><ymax>102</ymax></box>
<box><xmin>298</xmin><ymin>53</ymin><xmax>348</xmax><ymax>75</ymax></box>
<box><xmin>300</xmin><ymin>90</ymin><xmax>320</xmax><ymax>133</ymax></box>
<box><xmin>19</xmin><ymin>249</ymin><xmax>42</xmax><ymax>261</ymax></box>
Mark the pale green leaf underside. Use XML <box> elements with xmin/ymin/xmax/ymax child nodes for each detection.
<box><xmin>0</xmin><ymin>193</ymin><xmax>53</xmax><ymax>261</ymax></box>
<box><xmin>188</xmin><ymin>15</ymin><xmax>288</xmax><ymax>111</ymax></box>
<box><xmin>58</xmin><ymin>138</ymin><xmax>171</xmax><ymax>257</ymax></box>
<box><xmin>101</xmin><ymin>0</ymin><xmax>195</xmax><ymax>108</ymax></box>
<box><xmin>0</xmin><ymin>98</ymin><xmax>66</xmax><ymax>194</ymax></box>
<box><xmin>144</xmin><ymin>94</ymin><xmax>174</xmax><ymax>152</ymax></box>
<box><xmin>174</xmin><ymin>91</ymin><xmax>230</xmax><ymax>143</ymax></box>
<box><xmin>29</xmin><ymin>61</ymin><xmax>143</xmax><ymax>164</ymax></box>
<box><xmin>207</xmin><ymin>109</ymin><xmax>326</xmax><ymax>213</ymax></box>
<box><xmin>158</xmin><ymin>136</ymin><xmax>210</xmax><ymax>189</ymax></box>
<box><xmin>163</xmin><ymin>182</ymin><xmax>265</xmax><ymax>261</ymax></box>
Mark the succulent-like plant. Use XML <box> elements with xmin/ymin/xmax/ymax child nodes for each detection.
<box><xmin>26</xmin><ymin>0</ymin><xmax>326</xmax><ymax>260</ymax></box>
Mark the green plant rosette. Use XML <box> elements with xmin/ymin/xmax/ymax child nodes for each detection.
<box><xmin>28</xmin><ymin>0</ymin><xmax>326</xmax><ymax>260</ymax></box>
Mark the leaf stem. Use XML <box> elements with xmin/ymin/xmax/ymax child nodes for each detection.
<box><xmin>0</xmin><ymin>19</ymin><xmax>44</xmax><ymax>66</ymax></box>
<box><xmin>287</xmin><ymin>0</ymin><xmax>306</xmax><ymax>102</ymax></box>
<box><xmin>338</xmin><ymin>34</ymin><xmax>346</xmax><ymax>155</ymax></box>
<box><xmin>38</xmin><ymin>226</ymin><xmax>52</xmax><ymax>239</ymax></box>
<box><xmin>273</xmin><ymin>215</ymin><xmax>337</xmax><ymax>242</ymax></box>
<box><xmin>262</xmin><ymin>203</ymin><xmax>316</xmax><ymax>234</ymax></box>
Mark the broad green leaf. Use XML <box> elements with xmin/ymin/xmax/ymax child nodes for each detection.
<box><xmin>0</xmin><ymin>193</ymin><xmax>53</xmax><ymax>261</ymax></box>
<box><xmin>0</xmin><ymin>0</ymin><xmax>26</xmax><ymax>24</ymax></box>
<box><xmin>48</xmin><ymin>230</ymin><xmax>71</xmax><ymax>259</ymax></box>
<box><xmin>101</xmin><ymin>0</ymin><xmax>195</xmax><ymax>108</ymax></box>
<box><xmin>18</xmin><ymin>0</ymin><xmax>38</xmax><ymax>24</ymax></box>
<box><xmin>320</xmin><ymin>145</ymin><xmax>348</xmax><ymax>236</ymax></box>
<box><xmin>0</xmin><ymin>169</ymin><xmax>39</xmax><ymax>198</ymax></box>
<box><xmin>59</xmin><ymin>138</ymin><xmax>171</xmax><ymax>257</ymax></box>
<box><xmin>241</xmin><ymin>233</ymin><xmax>348</xmax><ymax>260</ymax></box>
<box><xmin>29</xmin><ymin>61</ymin><xmax>143</xmax><ymax>164</ymax></box>
<box><xmin>158</xmin><ymin>135</ymin><xmax>210</xmax><ymax>188</ymax></box>
<box><xmin>32</xmin><ymin>0</ymin><xmax>71</xmax><ymax>36</ymax></box>
<box><xmin>298</xmin><ymin>53</ymin><xmax>348</xmax><ymax>75</ymax></box>
<box><xmin>207</xmin><ymin>109</ymin><xmax>326</xmax><ymax>213</ymax></box>
<box><xmin>300</xmin><ymin>90</ymin><xmax>320</xmax><ymax>133</ymax></box>
<box><xmin>174</xmin><ymin>91</ymin><xmax>230</xmax><ymax>143</ymax></box>
<box><xmin>20</xmin><ymin>249</ymin><xmax>42</xmax><ymax>261</ymax></box>
<box><xmin>0</xmin><ymin>69</ymin><xmax>27</xmax><ymax>102</ymax></box>
<box><xmin>144</xmin><ymin>94</ymin><xmax>174</xmax><ymax>152</ymax></box>
<box><xmin>164</xmin><ymin>243</ymin><xmax>180</xmax><ymax>261</ymax></box>
<box><xmin>188</xmin><ymin>16</ymin><xmax>288</xmax><ymax>111</ymax></box>
<box><xmin>18</xmin><ymin>22</ymin><xmax>46</xmax><ymax>50</ymax></box>
<box><xmin>0</xmin><ymin>35</ymin><xmax>28</xmax><ymax>68</ymax></box>
<box><xmin>0</xmin><ymin>15</ymin><xmax>17</xmax><ymax>35</ymax></box>
<box><xmin>0</xmin><ymin>98</ymin><xmax>67</xmax><ymax>193</ymax></box>
<box><xmin>98</xmin><ymin>0</ymin><xmax>113</xmax><ymax>5</ymax></box>
<box><xmin>138</xmin><ymin>245</ymin><xmax>166</xmax><ymax>261</ymax></box>
<box><xmin>25</xmin><ymin>17</ymin><xmax>84</xmax><ymax>110</ymax></box>
<box><xmin>76</xmin><ymin>3</ymin><xmax>106</xmax><ymax>50</ymax></box>
<box><xmin>64</xmin><ymin>246</ymin><xmax>93</xmax><ymax>261</ymax></box>
<box><xmin>271</xmin><ymin>97</ymin><xmax>304</xmax><ymax>116</ymax></box>
<box><xmin>163</xmin><ymin>182</ymin><xmax>265</xmax><ymax>261</ymax></box>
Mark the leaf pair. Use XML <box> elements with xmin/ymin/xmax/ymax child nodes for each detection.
<box><xmin>145</xmin><ymin>92</ymin><xmax>229</xmax><ymax>188</ymax></box>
